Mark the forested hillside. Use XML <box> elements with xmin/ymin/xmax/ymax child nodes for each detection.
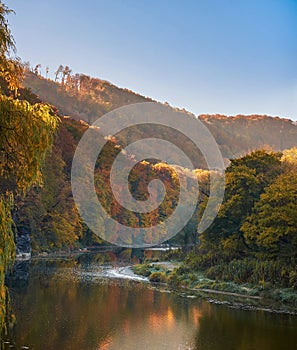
<box><xmin>13</xmin><ymin>114</ymin><xmax>202</xmax><ymax>251</ymax></box>
<box><xmin>200</xmin><ymin>114</ymin><xmax>297</xmax><ymax>158</ymax></box>
<box><xmin>4</xmin><ymin>66</ymin><xmax>293</xmax><ymax>254</ymax></box>
<box><xmin>24</xmin><ymin>70</ymin><xmax>152</xmax><ymax>124</ymax></box>
<box><xmin>24</xmin><ymin>69</ymin><xmax>297</xmax><ymax>161</ymax></box>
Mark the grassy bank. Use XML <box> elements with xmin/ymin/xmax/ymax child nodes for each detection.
<box><xmin>132</xmin><ymin>261</ymin><xmax>297</xmax><ymax>313</ymax></box>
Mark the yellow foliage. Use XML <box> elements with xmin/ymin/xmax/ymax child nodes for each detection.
<box><xmin>281</xmin><ymin>147</ymin><xmax>297</xmax><ymax>165</ymax></box>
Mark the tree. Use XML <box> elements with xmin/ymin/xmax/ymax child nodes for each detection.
<box><xmin>0</xmin><ymin>96</ymin><xmax>59</xmax><ymax>193</ymax></box>
<box><xmin>199</xmin><ymin>150</ymin><xmax>282</xmax><ymax>258</ymax></box>
<box><xmin>0</xmin><ymin>1</ymin><xmax>59</xmax><ymax>335</ymax></box>
<box><xmin>34</xmin><ymin>63</ymin><xmax>41</xmax><ymax>76</ymax></box>
<box><xmin>0</xmin><ymin>95</ymin><xmax>59</xmax><ymax>334</ymax></box>
<box><xmin>242</xmin><ymin>170</ymin><xmax>297</xmax><ymax>258</ymax></box>
<box><xmin>281</xmin><ymin>147</ymin><xmax>297</xmax><ymax>170</ymax></box>
<box><xmin>62</xmin><ymin>65</ymin><xmax>72</xmax><ymax>86</ymax></box>
<box><xmin>0</xmin><ymin>2</ymin><xmax>23</xmax><ymax>93</ymax></box>
<box><xmin>20</xmin><ymin>143</ymin><xmax>80</xmax><ymax>250</ymax></box>
<box><xmin>54</xmin><ymin>64</ymin><xmax>64</xmax><ymax>82</ymax></box>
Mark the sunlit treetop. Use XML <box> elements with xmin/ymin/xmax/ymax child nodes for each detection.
<box><xmin>0</xmin><ymin>1</ymin><xmax>23</xmax><ymax>93</ymax></box>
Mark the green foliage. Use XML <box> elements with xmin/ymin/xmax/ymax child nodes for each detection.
<box><xmin>148</xmin><ymin>271</ymin><xmax>167</xmax><ymax>283</ymax></box>
<box><xmin>200</xmin><ymin>150</ymin><xmax>282</xmax><ymax>258</ymax></box>
<box><xmin>0</xmin><ymin>94</ymin><xmax>59</xmax><ymax>334</ymax></box>
<box><xmin>242</xmin><ymin>170</ymin><xmax>297</xmax><ymax>257</ymax></box>
<box><xmin>0</xmin><ymin>95</ymin><xmax>59</xmax><ymax>193</ymax></box>
<box><xmin>281</xmin><ymin>147</ymin><xmax>297</xmax><ymax>166</ymax></box>
<box><xmin>167</xmin><ymin>270</ymin><xmax>186</xmax><ymax>288</ymax></box>
<box><xmin>268</xmin><ymin>289</ymin><xmax>297</xmax><ymax>306</ymax></box>
<box><xmin>133</xmin><ymin>264</ymin><xmax>153</xmax><ymax>277</ymax></box>
<box><xmin>0</xmin><ymin>2</ymin><xmax>23</xmax><ymax>94</ymax></box>
<box><xmin>163</xmin><ymin>247</ymin><xmax>184</xmax><ymax>261</ymax></box>
<box><xmin>0</xmin><ymin>194</ymin><xmax>14</xmax><ymax>333</ymax></box>
<box><xmin>176</xmin><ymin>149</ymin><xmax>297</xmax><ymax>295</ymax></box>
<box><xmin>183</xmin><ymin>248</ymin><xmax>224</xmax><ymax>270</ymax></box>
<box><xmin>14</xmin><ymin>119</ymin><xmax>98</xmax><ymax>251</ymax></box>
<box><xmin>205</xmin><ymin>258</ymin><xmax>297</xmax><ymax>289</ymax></box>
<box><xmin>0</xmin><ymin>194</ymin><xmax>14</xmax><ymax>267</ymax></box>
<box><xmin>0</xmin><ymin>1</ymin><xmax>60</xmax><ymax>335</ymax></box>
<box><xmin>0</xmin><ymin>93</ymin><xmax>58</xmax><ymax>336</ymax></box>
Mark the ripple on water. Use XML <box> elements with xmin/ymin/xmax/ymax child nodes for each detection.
<box><xmin>56</xmin><ymin>265</ymin><xmax>149</xmax><ymax>283</ymax></box>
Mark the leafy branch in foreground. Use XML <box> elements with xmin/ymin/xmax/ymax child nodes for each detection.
<box><xmin>0</xmin><ymin>2</ymin><xmax>23</xmax><ymax>94</ymax></box>
<box><xmin>0</xmin><ymin>0</ymin><xmax>59</xmax><ymax>337</ymax></box>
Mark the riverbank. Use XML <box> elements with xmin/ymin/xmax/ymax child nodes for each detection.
<box><xmin>132</xmin><ymin>261</ymin><xmax>297</xmax><ymax>315</ymax></box>
<box><xmin>6</xmin><ymin>256</ymin><xmax>297</xmax><ymax>350</ymax></box>
<box><xmin>14</xmin><ymin>249</ymin><xmax>297</xmax><ymax>315</ymax></box>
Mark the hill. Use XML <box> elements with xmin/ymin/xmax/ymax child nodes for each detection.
<box><xmin>12</xmin><ymin>69</ymin><xmax>297</xmax><ymax>252</ymax></box>
<box><xmin>24</xmin><ymin>70</ymin><xmax>297</xmax><ymax>161</ymax></box>
<box><xmin>24</xmin><ymin>70</ymin><xmax>152</xmax><ymax>123</ymax></box>
<box><xmin>200</xmin><ymin>114</ymin><xmax>297</xmax><ymax>158</ymax></box>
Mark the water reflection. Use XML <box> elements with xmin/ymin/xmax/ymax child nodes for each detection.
<box><xmin>3</xmin><ymin>254</ymin><xmax>297</xmax><ymax>350</ymax></box>
<box><xmin>195</xmin><ymin>306</ymin><xmax>297</xmax><ymax>350</ymax></box>
<box><xmin>7</xmin><ymin>267</ymin><xmax>201</xmax><ymax>349</ymax></box>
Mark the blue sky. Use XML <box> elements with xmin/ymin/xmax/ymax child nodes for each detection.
<box><xmin>9</xmin><ymin>0</ymin><xmax>297</xmax><ymax>119</ymax></box>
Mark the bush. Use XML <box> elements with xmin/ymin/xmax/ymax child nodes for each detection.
<box><xmin>164</xmin><ymin>248</ymin><xmax>184</xmax><ymax>261</ymax></box>
<box><xmin>149</xmin><ymin>271</ymin><xmax>167</xmax><ymax>283</ymax></box>
<box><xmin>289</xmin><ymin>271</ymin><xmax>297</xmax><ymax>290</ymax></box>
<box><xmin>205</xmin><ymin>258</ymin><xmax>297</xmax><ymax>289</ymax></box>
<box><xmin>132</xmin><ymin>264</ymin><xmax>152</xmax><ymax>277</ymax></box>
<box><xmin>184</xmin><ymin>249</ymin><xmax>225</xmax><ymax>270</ymax></box>
<box><xmin>206</xmin><ymin>259</ymin><xmax>255</xmax><ymax>283</ymax></box>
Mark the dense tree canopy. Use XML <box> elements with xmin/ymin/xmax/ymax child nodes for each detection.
<box><xmin>175</xmin><ymin>149</ymin><xmax>297</xmax><ymax>290</ymax></box>
<box><xmin>199</xmin><ymin>151</ymin><xmax>282</xmax><ymax>257</ymax></box>
<box><xmin>242</xmin><ymin>171</ymin><xmax>297</xmax><ymax>258</ymax></box>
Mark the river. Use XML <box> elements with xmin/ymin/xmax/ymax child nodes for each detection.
<box><xmin>2</xmin><ymin>251</ymin><xmax>297</xmax><ymax>350</ymax></box>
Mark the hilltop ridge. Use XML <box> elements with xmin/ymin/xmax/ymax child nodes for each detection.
<box><xmin>24</xmin><ymin>69</ymin><xmax>297</xmax><ymax>160</ymax></box>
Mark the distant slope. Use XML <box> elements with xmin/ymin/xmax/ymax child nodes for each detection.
<box><xmin>24</xmin><ymin>71</ymin><xmax>297</xmax><ymax>159</ymax></box>
<box><xmin>24</xmin><ymin>71</ymin><xmax>152</xmax><ymax>123</ymax></box>
<box><xmin>200</xmin><ymin>114</ymin><xmax>297</xmax><ymax>158</ymax></box>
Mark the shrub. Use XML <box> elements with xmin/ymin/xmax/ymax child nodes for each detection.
<box><xmin>149</xmin><ymin>271</ymin><xmax>167</xmax><ymax>283</ymax></box>
<box><xmin>205</xmin><ymin>258</ymin><xmax>297</xmax><ymax>289</ymax></box>
<box><xmin>289</xmin><ymin>271</ymin><xmax>297</xmax><ymax>290</ymax></box>
<box><xmin>132</xmin><ymin>264</ymin><xmax>152</xmax><ymax>277</ymax></box>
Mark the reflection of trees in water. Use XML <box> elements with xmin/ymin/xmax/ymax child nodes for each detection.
<box><xmin>1</xmin><ymin>260</ymin><xmax>30</xmax><ymax>348</ymax></box>
<box><xmin>6</xmin><ymin>260</ymin><xmax>203</xmax><ymax>349</ymax></box>
<box><xmin>75</xmin><ymin>248</ymin><xmax>160</xmax><ymax>266</ymax></box>
<box><xmin>6</xmin><ymin>261</ymin><xmax>30</xmax><ymax>290</ymax></box>
<box><xmin>8</xmin><ymin>256</ymin><xmax>297</xmax><ymax>350</ymax></box>
<box><xmin>194</xmin><ymin>305</ymin><xmax>297</xmax><ymax>350</ymax></box>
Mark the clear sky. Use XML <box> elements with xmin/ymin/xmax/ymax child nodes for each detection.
<box><xmin>9</xmin><ymin>0</ymin><xmax>297</xmax><ymax>119</ymax></box>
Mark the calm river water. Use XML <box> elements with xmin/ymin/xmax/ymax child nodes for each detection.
<box><xmin>3</xmin><ymin>251</ymin><xmax>297</xmax><ymax>350</ymax></box>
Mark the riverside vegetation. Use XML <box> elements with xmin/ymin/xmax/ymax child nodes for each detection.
<box><xmin>1</xmin><ymin>2</ymin><xmax>297</xmax><ymax>339</ymax></box>
<box><xmin>133</xmin><ymin>149</ymin><xmax>297</xmax><ymax>308</ymax></box>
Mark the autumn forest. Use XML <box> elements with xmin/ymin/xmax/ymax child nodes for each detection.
<box><xmin>1</xmin><ymin>1</ymin><xmax>297</xmax><ymax>348</ymax></box>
